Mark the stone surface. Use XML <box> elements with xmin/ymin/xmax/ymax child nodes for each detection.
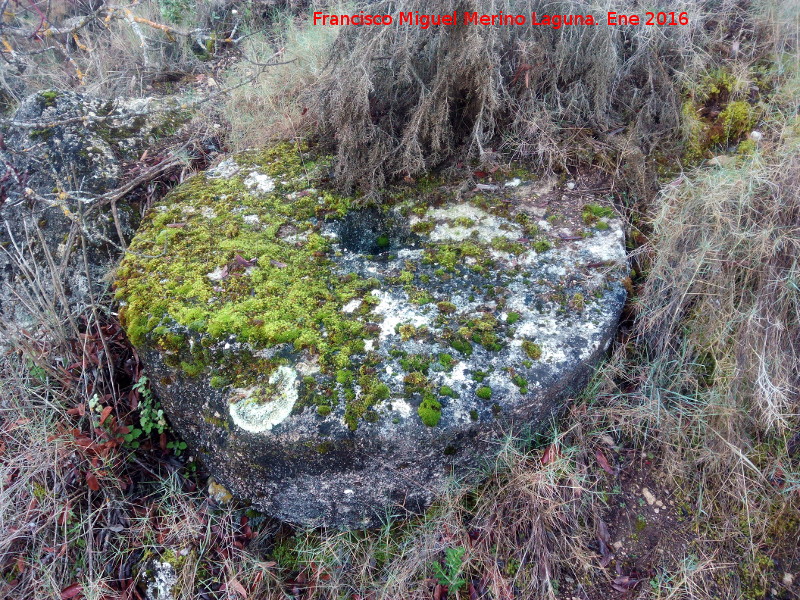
<box><xmin>139</xmin><ymin>558</ymin><xmax>178</xmax><ymax>600</ymax></box>
<box><xmin>0</xmin><ymin>90</ymin><xmax>186</xmax><ymax>341</ymax></box>
<box><xmin>115</xmin><ymin>143</ymin><xmax>628</xmax><ymax>528</ymax></box>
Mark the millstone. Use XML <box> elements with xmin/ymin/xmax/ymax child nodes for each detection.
<box><xmin>115</xmin><ymin>143</ymin><xmax>627</xmax><ymax>528</ymax></box>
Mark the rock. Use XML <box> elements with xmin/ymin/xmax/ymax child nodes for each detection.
<box><xmin>0</xmin><ymin>90</ymin><xmax>188</xmax><ymax>341</ymax></box>
<box><xmin>641</xmin><ymin>487</ymin><xmax>657</xmax><ymax>506</ymax></box>
<box><xmin>114</xmin><ymin>142</ymin><xmax>628</xmax><ymax>528</ymax></box>
<box><xmin>139</xmin><ymin>558</ymin><xmax>178</xmax><ymax>600</ymax></box>
<box><xmin>208</xmin><ymin>478</ymin><xmax>233</xmax><ymax>504</ymax></box>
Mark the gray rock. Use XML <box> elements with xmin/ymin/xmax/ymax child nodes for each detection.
<box><xmin>139</xmin><ymin>558</ymin><xmax>178</xmax><ymax>600</ymax></box>
<box><xmin>115</xmin><ymin>145</ymin><xmax>627</xmax><ymax>529</ymax></box>
<box><xmin>0</xmin><ymin>90</ymin><xmax>187</xmax><ymax>341</ymax></box>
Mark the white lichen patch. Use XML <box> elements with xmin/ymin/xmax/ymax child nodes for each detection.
<box><xmin>228</xmin><ymin>366</ymin><xmax>298</xmax><ymax>433</ymax></box>
<box><xmin>206</xmin><ymin>158</ymin><xmax>240</xmax><ymax>179</ymax></box>
<box><xmin>206</xmin><ymin>266</ymin><xmax>227</xmax><ymax>281</ymax></box>
<box><xmin>243</xmin><ymin>214</ymin><xmax>261</xmax><ymax>225</ymax></box>
<box><xmin>342</xmin><ymin>299</ymin><xmax>362</xmax><ymax>313</ymax></box>
<box><xmin>417</xmin><ymin>205</ymin><xmax>522</xmax><ymax>243</ymax></box>
<box><xmin>243</xmin><ymin>170</ymin><xmax>276</xmax><ymax>194</ymax></box>
<box><xmin>371</xmin><ymin>289</ymin><xmax>433</xmax><ymax>341</ymax></box>
<box><xmin>144</xmin><ymin>561</ymin><xmax>178</xmax><ymax>600</ymax></box>
<box><xmin>574</xmin><ymin>221</ymin><xmax>626</xmax><ymax>262</ymax></box>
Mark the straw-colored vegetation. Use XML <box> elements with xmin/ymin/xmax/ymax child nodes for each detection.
<box><xmin>0</xmin><ymin>1</ymin><xmax>797</xmax><ymax>599</ymax></box>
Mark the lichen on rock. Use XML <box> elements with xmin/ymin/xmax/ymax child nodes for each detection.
<box><xmin>115</xmin><ymin>141</ymin><xmax>628</xmax><ymax>528</ymax></box>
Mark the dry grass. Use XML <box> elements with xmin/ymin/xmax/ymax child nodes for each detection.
<box><xmin>1</xmin><ymin>1</ymin><xmax>798</xmax><ymax>599</ymax></box>
<box><xmin>302</xmin><ymin>0</ymin><xmax>768</xmax><ymax>194</ymax></box>
<box><xmin>222</xmin><ymin>3</ymin><xmax>343</xmax><ymax>150</ymax></box>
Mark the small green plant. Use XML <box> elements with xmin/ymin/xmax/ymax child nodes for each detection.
<box><xmin>430</xmin><ymin>546</ymin><xmax>467</xmax><ymax>593</ymax></box>
<box><xmin>123</xmin><ymin>376</ymin><xmax>168</xmax><ymax>449</ymax></box>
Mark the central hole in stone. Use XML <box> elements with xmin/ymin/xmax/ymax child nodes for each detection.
<box><xmin>337</xmin><ymin>208</ymin><xmax>415</xmax><ymax>255</ymax></box>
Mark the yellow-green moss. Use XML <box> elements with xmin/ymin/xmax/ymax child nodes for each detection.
<box><xmin>522</xmin><ymin>341</ymin><xmax>542</xmax><ymax>360</ymax></box>
<box><xmin>417</xmin><ymin>393</ymin><xmax>442</xmax><ymax>427</ymax></box>
<box><xmin>114</xmin><ymin>142</ymin><xmax>391</xmax><ymax>427</ymax></box>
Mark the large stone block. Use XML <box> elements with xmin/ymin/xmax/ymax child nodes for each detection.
<box><xmin>115</xmin><ymin>143</ymin><xmax>627</xmax><ymax>528</ymax></box>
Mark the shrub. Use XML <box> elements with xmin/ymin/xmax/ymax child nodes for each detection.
<box><xmin>306</xmin><ymin>0</ymin><xmax>724</xmax><ymax>194</ymax></box>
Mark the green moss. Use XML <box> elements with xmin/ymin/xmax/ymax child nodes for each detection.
<box><xmin>403</xmin><ymin>371</ymin><xmax>428</xmax><ymax>391</ymax></box>
<box><xmin>450</xmin><ymin>337</ymin><xmax>473</xmax><ymax>356</ymax></box>
<box><xmin>522</xmin><ymin>341</ymin><xmax>542</xmax><ymax>360</ymax></box>
<box><xmin>438</xmin><ymin>353</ymin><xmax>454</xmax><ymax>369</ymax></box>
<box><xmin>582</xmin><ymin>203</ymin><xmax>614</xmax><ymax>225</ymax></box>
<box><xmin>113</xmin><ymin>142</ymin><xmax>394</xmax><ymax>428</ymax></box>
<box><xmin>417</xmin><ymin>393</ymin><xmax>442</xmax><ymax>426</ymax></box>
<box><xmin>400</xmin><ymin>354</ymin><xmax>431</xmax><ymax>374</ymax></box>
<box><xmin>437</xmin><ymin>301</ymin><xmax>457</xmax><ymax>314</ymax></box>
<box><xmin>316</xmin><ymin>404</ymin><xmax>332</xmax><ymax>417</ymax></box>
<box><xmin>532</xmin><ymin>239</ymin><xmax>552</xmax><ymax>253</ymax></box>
<box><xmin>397</xmin><ymin>270</ymin><xmax>414</xmax><ymax>284</ymax></box>
<box><xmin>343</xmin><ymin>376</ymin><xmax>389</xmax><ymax>430</ymax></box>
<box><xmin>439</xmin><ymin>385</ymin><xmax>456</xmax><ymax>398</ymax></box>
<box><xmin>714</xmin><ymin>100</ymin><xmax>755</xmax><ymax>146</ymax></box>
<box><xmin>476</xmin><ymin>386</ymin><xmax>492</xmax><ymax>400</ymax></box>
<box><xmin>32</xmin><ymin>482</ymin><xmax>48</xmax><ymax>500</ymax></box>
<box><xmin>634</xmin><ymin>515</ymin><xmax>647</xmax><ymax>532</ymax></box>
<box><xmin>469</xmin><ymin>409</ymin><xmax>479</xmax><ymax>421</ymax></box>
<box><xmin>411</xmin><ymin>220</ymin><xmax>435</xmax><ymax>234</ymax></box>
<box><xmin>180</xmin><ymin>361</ymin><xmax>205</xmax><ymax>377</ymax></box>
<box><xmin>29</xmin><ymin>127</ymin><xmax>55</xmax><ymax>141</ymax></box>
<box><xmin>453</xmin><ymin>217</ymin><xmax>475</xmax><ymax>227</ymax></box>
<box><xmin>506</xmin><ymin>311</ymin><xmax>521</xmax><ymax>325</ymax></box>
<box><xmin>471</xmin><ymin>369</ymin><xmax>488</xmax><ymax>383</ymax></box>
<box><xmin>209</xmin><ymin>375</ymin><xmax>228</xmax><ymax>389</ymax></box>
<box><xmin>490</xmin><ymin>237</ymin><xmax>525</xmax><ymax>254</ymax></box>
<box><xmin>570</xmin><ymin>293</ymin><xmax>586</xmax><ymax>310</ymax></box>
<box><xmin>336</xmin><ymin>369</ymin><xmax>354</xmax><ymax>385</ymax></box>
<box><xmin>39</xmin><ymin>90</ymin><xmax>59</xmax><ymax>107</ymax></box>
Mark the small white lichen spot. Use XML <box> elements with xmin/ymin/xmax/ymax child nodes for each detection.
<box><xmin>206</xmin><ymin>158</ymin><xmax>240</xmax><ymax>179</ymax></box>
<box><xmin>371</xmin><ymin>289</ymin><xmax>432</xmax><ymax>340</ymax></box>
<box><xmin>243</xmin><ymin>170</ymin><xmax>276</xmax><ymax>194</ymax></box>
<box><xmin>146</xmin><ymin>561</ymin><xmax>178</xmax><ymax>600</ymax></box>
<box><xmin>206</xmin><ymin>266</ymin><xmax>227</xmax><ymax>281</ymax></box>
<box><xmin>505</xmin><ymin>178</ymin><xmax>522</xmax><ymax>188</ymax></box>
<box><xmin>421</xmin><ymin>205</ymin><xmax>521</xmax><ymax>243</ymax></box>
<box><xmin>342</xmin><ymin>299</ymin><xmax>362</xmax><ymax>313</ymax></box>
<box><xmin>229</xmin><ymin>366</ymin><xmax>298</xmax><ymax>433</ymax></box>
<box><xmin>243</xmin><ymin>214</ymin><xmax>260</xmax><ymax>225</ymax></box>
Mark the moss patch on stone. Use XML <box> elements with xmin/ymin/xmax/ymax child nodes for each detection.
<box><xmin>115</xmin><ymin>142</ymin><xmax>374</xmax><ymax>387</ymax></box>
<box><xmin>417</xmin><ymin>393</ymin><xmax>442</xmax><ymax>427</ymax></box>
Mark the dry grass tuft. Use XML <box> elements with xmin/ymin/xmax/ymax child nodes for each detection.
<box><xmin>304</xmin><ymin>0</ymin><xmax>764</xmax><ymax>194</ymax></box>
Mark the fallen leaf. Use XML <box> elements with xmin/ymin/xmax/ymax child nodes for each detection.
<box><xmin>541</xmin><ymin>443</ymin><xmax>560</xmax><ymax>465</ymax></box>
<box><xmin>611</xmin><ymin>575</ymin><xmax>639</xmax><ymax>592</ymax></box>
<box><xmin>270</xmin><ymin>260</ymin><xmax>287</xmax><ymax>268</ymax></box>
<box><xmin>595</xmin><ymin>449</ymin><xmax>614</xmax><ymax>475</ymax></box>
<box><xmin>99</xmin><ymin>406</ymin><xmax>113</xmax><ymax>425</ymax></box>
<box><xmin>60</xmin><ymin>583</ymin><xmax>83</xmax><ymax>599</ymax></box>
<box><xmin>227</xmin><ymin>578</ymin><xmax>247</xmax><ymax>597</ymax></box>
<box><xmin>234</xmin><ymin>254</ymin><xmax>257</xmax><ymax>267</ymax></box>
<box><xmin>86</xmin><ymin>472</ymin><xmax>100</xmax><ymax>491</ymax></box>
